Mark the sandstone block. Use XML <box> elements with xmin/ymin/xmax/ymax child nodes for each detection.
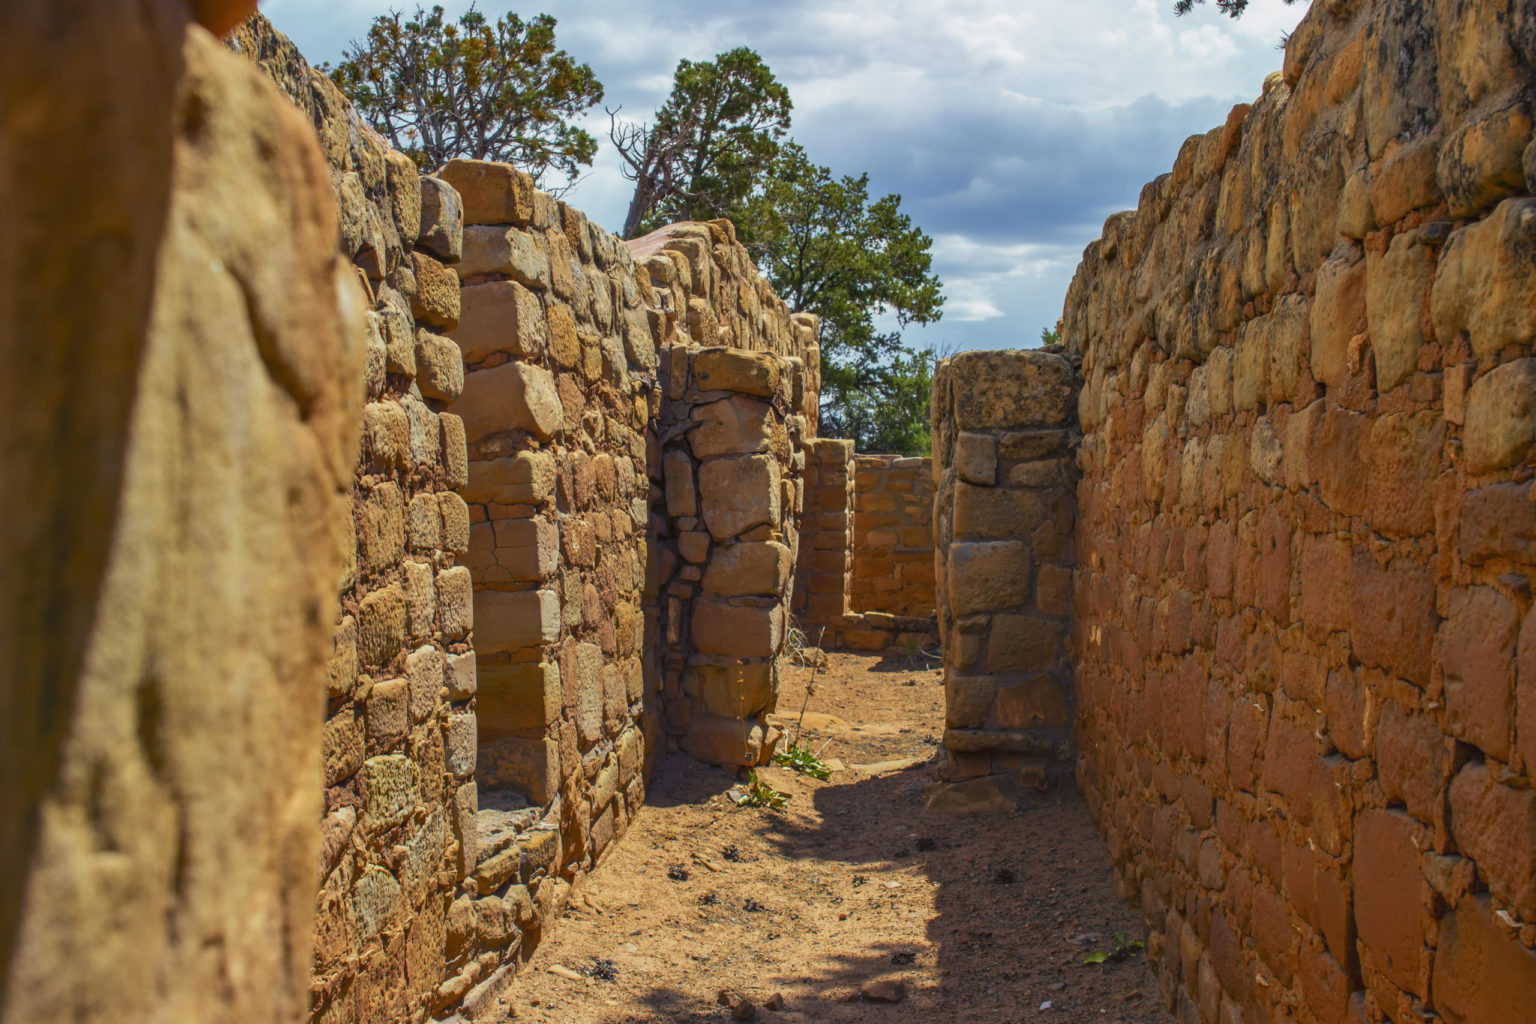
<box><xmin>359</xmin><ymin>481</ymin><xmax>405</xmax><ymax>575</ymax></box>
<box><xmin>407</xmin><ymin>491</ymin><xmax>442</xmax><ymax>552</ymax></box>
<box><xmin>435</xmin><ymin>566</ymin><xmax>474</xmax><ymax>641</ymax></box>
<box><xmin>1365</xmin><ymin>411</ymin><xmax>1442</xmax><ymax>538</ymax></box>
<box><xmin>1432</xmin><ymin>199</ymin><xmax>1536</xmax><ymax>361</ymax></box>
<box><xmin>703</xmin><ymin>541</ymin><xmax>791</xmax><ymax>597</ymax></box>
<box><xmin>698</xmin><ymin>455</ymin><xmax>780</xmax><ymax>541</ymax></box>
<box><xmin>944</xmin><ymin>674</ymin><xmax>996</xmax><ymax>729</ymax></box>
<box><xmin>1450</xmin><ymin>763</ymin><xmax>1536</xmax><ymax>918</ymax></box>
<box><xmin>414</xmin><ymin>329</ymin><xmax>464</xmax><ymax>403</ymax></box>
<box><xmin>437</xmin><ymin>158</ymin><xmax>533</xmax><ymax>226</ymax></box>
<box><xmin>441</xmin><ymin>413</ymin><xmax>469</xmax><ymax>488</ymax></box>
<box><xmin>455</xmin><ymin>360</ymin><xmax>562</xmax><ymax>443</ymax></box>
<box><xmin>1463</xmin><ymin>358</ymin><xmax>1536</xmax><ymax>474</ymax></box>
<box><xmin>323</xmin><ymin>710</ymin><xmax>365</xmax><ymax>787</ymax></box>
<box><xmin>664</xmin><ymin>450</ymin><xmax>698</xmax><ymax>517</ymax></box>
<box><xmin>1432</xmin><ymin>896</ymin><xmax>1536</xmax><ymax>1023</ymax></box>
<box><xmin>946</xmin><ymin>542</ymin><xmax>1031</xmax><ymax>617</ymax></box>
<box><xmin>480</xmin><ymin>736</ymin><xmax>559</xmax><ymax>802</ymax></box>
<box><xmin>953</xmin><ymin>482</ymin><xmax>1048</xmax><ymax>540</ymax></box>
<box><xmin>1356</xmin><ymin>809</ymin><xmax>1431</xmax><ymax>997</ymax></box>
<box><xmin>444</xmin><ymin>711</ymin><xmax>476</xmax><ymax>778</ymax></box>
<box><xmin>690</xmin><ymin>394</ymin><xmax>780</xmax><ymax>458</ymax></box>
<box><xmin>951</xmin><ymin>350</ymin><xmax>1074</xmax><ymax>429</ymax></box>
<box><xmin>475</xmin><ymin>588</ymin><xmax>560</xmax><ymax>654</ymax></box>
<box><xmin>328</xmin><ymin>616</ymin><xmax>358</xmax><ymax>699</ymax></box>
<box><xmin>693</xmin><ymin>348</ymin><xmax>781</xmax><ymax>396</ymax></box>
<box><xmin>451</xmin><ymin>280</ymin><xmax>545</xmax><ymax>363</ymax></box>
<box><xmin>478</xmin><ymin>661</ymin><xmax>561</xmax><ymax>734</ymax></box>
<box><xmin>685</xmin><ymin>660</ymin><xmax>777</xmax><ymax>718</ymax></box>
<box><xmin>446</xmin><ymin>651</ymin><xmax>477</xmax><ymax>701</ymax></box>
<box><xmin>409</xmin><ymin>251</ymin><xmax>460</xmax><ymax>330</ymax></box>
<box><xmin>406</xmin><ymin>645</ymin><xmax>444</xmax><ymax>723</ymax></box>
<box><xmin>987</xmin><ymin>615</ymin><xmax>1061</xmax><ymax>673</ymax></box>
<box><xmin>352</xmin><ymin>867</ymin><xmax>403</xmax><ymax>940</ymax></box>
<box><xmin>362</xmin><ymin>400</ymin><xmax>409</xmax><ymax>471</ymax></box>
<box><xmin>1365</xmin><ymin>231</ymin><xmax>1432</xmax><ymax>392</ymax></box>
<box><xmin>459</xmin><ymin>225</ymin><xmax>551</xmax><ymax>287</ymax></box>
<box><xmin>363</xmin><ymin>754</ymin><xmax>420</xmax><ymax>832</ymax></box>
<box><xmin>1309</xmin><ymin>256</ymin><xmax>1365</xmax><ymax>389</ymax></box>
<box><xmin>416</xmin><ymin>175</ymin><xmax>463</xmax><ymax>262</ymax></box>
<box><xmin>464</xmin><ymin>450</ymin><xmax>555</xmax><ymax>505</ymax></box>
<box><xmin>996</xmin><ymin>675</ymin><xmax>1070</xmax><ymax>729</ymax></box>
<box><xmin>680</xmin><ymin>712</ymin><xmax>770</xmax><ymax>768</ymax></box>
<box><xmin>359</xmin><ymin>585</ymin><xmax>407</xmax><ymax>667</ymax></box>
<box><xmin>438</xmin><ymin>492</ymin><xmax>470</xmax><ymax>554</ymax></box>
<box><xmin>402</xmin><ymin>560</ymin><xmax>435</xmax><ymax>643</ymax></box>
<box><xmin>956</xmin><ymin>432</ymin><xmax>998</xmax><ymax>485</ymax></box>
<box><xmin>1437</xmin><ymin>103</ymin><xmax>1533</xmax><ymax>219</ymax></box>
<box><xmin>691</xmin><ymin>599</ymin><xmax>784</xmax><ymax>659</ymax></box>
<box><xmin>546</xmin><ymin>303</ymin><xmax>580</xmax><ymax>369</ymax></box>
<box><xmin>479</xmin><ymin>517</ymin><xmax>557</xmax><ymax>581</ymax></box>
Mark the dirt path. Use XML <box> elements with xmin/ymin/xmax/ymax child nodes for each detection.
<box><xmin>500</xmin><ymin>653</ymin><xmax>1170</xmax><ymax>1023</ymax></box>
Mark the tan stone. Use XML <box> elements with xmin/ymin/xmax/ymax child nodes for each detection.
<box><xmin>475</xmin><ymin>589</ymin><xmax>559</xmax><ymax>655</ymax></box>
<box><xmin>451</xmin><ymin>280</ymin><xmax>546</xmax><ymax>363</ymax></box>
<box><xmin>698</xmin><ymin>455</ymin><xmax>780</xmax><ymax>541</ymax></box>
<box><xmin>479</xmin><ymin>737</ymin><xmax>559</xmax><ymax>802</ymax></box>
<box><xmin>1309</xmin><ymin>256</ymin><xmax>1365</xmax><ymax>389</ymax></box>
<box><xmin>947</xmin><ymin>350</ymin><xmax>1074</xmax><ymax>429</ymax></box>
<box><xmin>987</xmin><ymin>615</ymin><xmax>1062</xmax><ymax>673</ymax></box>
<box><xmin>953</xmin><ymin>483</ymin><xmax>1049</xmax><ymax>540</ymax></box>
<box><xmin>437</xmin><ymin>158</ymin><xmax>533</xmax><ymax>226</ymax></box>
<box><xmin>409</xmin><ymin>250</ymin><xmax>460</xmax><ymax>330</ymax></box>
<box><xmin>693</xmin><ymin>347</ymin><xmax>781</xmax><ymax>396</ymax></box>
<box><xmin>359</xmin><ymin>585</ymin><xmax>407</xmax><ymax>667</ymax></box>
<box><xmin>414</xmin><ymin>329</ymin><xmax>464</xmax><ymax>403</ymax></box>
<box><xmin>702</xmin><ymin>541</ymin><xmax>792</xmax><ymax>597</ymax></box>
<box><xmin>1449</xmin><ymin>763</ymin><xmax>1536</xmax><ymax>918</ymax></box>
<box><xmin>664</xmin><ymin>450</ymin><xmax>698</xmax><ymax>518</ymax></box>
<box><xmin>478</xmin><ymin>661</ymin><xmax>561</xmax><ymax>734</ymax></box>
<box><xmin>359</xmin><ymin>482</ymin><xmax>405</xmax><ymax>574</ymax></box>
<box><xmin>441</xmin><ymin>413</ymin><xmax>469</xmax><ymax>488</ymax></box>
<box><xmin>407</xmin><ymin>491</ymin><xmax>441</xmax><ymax>552</ymax></box>
<box><xmin>464</xmin><ymin>450</ymin><xmax>555</xmax><ymax>505</ymax></box>
<box><xmin>1437</xmin><ymin>102</ymin><xmax>1533</xmax><ymax>219</ymax></box>
<box><xmin>956</xmin><ymin>432</ymin><xmax>998</xmax><ymax>485</ymax></box>
<box><xmin>944</xmin><ymin>674</ymin><xmax>996</xmax><ymax>729</ymax></box>
<box><xmin>691</xmin><ymin>599</ymin><xmax>785</xmax><ymax>659</ymax></box>
<box><xmin>455</xmin><ymin>360</ymin><xmax>562</xmax><ymax>443</ymax></box>
<box><xmin>476</xmin><ymin>517</ymin><xmax>557</xmax><ymax>582</ymax></box>
<box><xmin>680</xmin><ymin>712</ymin><xmax>770</xmax><ymax>768</ymax></box>
<box><xmin>1433</xmin><ymin>897</ymin><xmax>1536</xmax><ymax>1024</ymax></box>
<box><xmin>459</xmin><ymin>225</ymin><xmax>551</xmax><ymax>287</ymax></box>
<box><xmin>1365</xmin><ymin>231</ymin><xmax>1432</xmax><ymax>392</ymax></box>
<box><xmin>947</xmin><ymin>542</ymin><xmax>1032</xmax><ymax>617</ymax></box>
<box><xmin>436</xmin><ymin>566</ymin><xmax>474</xmax><ymax>641</ymax></box>
<box><xmin>996</xmin><ymin>675</ymin><xmax>1070</xmax><ymax>729</ymax></box>
<box><xmin>685</xmin><ymin>661</ymin><xmax>777</xmax><ymax>718</ymax></box>
<box><xmin>1464</xmin><ymin>358</ymin><xmax>1536</xmax><ymax>474</ymax></box>
<box><xmin>1432</xmin><ymin>199</ymin><xmax>1536</xmax><ymax>361</ymax></box>
<box><xmin>1440</xmin><ymin>586</ymin><xmax>1518</xmax><ymax>760</ymax></box>
<box><xmin>438</xmin><ymin>492</ymin><xmax>470</xmax><ymax>554</ymax></box>
<box><xmin>416</xmin><ymin>175</ymin><xmax>463</xmax><ymax>263</ymax></box>
<box><xmin>690</xmin><ymin>394</ymin><xmax>780</xmax><ymax>458</ymax></box>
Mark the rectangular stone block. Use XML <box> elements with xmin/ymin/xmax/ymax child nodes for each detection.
<box><xmin>478</xmin><ymin>661</ymin><xmax>561</xmax><ymax>735</ymax></box>
<box><xmin>691</xmin><ymin>599</ymin><xmax>784</xmax><ymax>659</ymax></box>
<box><xmin>475</xmin><ymin>588</ymin><xmax>560</xmax><ymax>654</ymax></box>
<box><xmin>452</xmin><ymin>279</ymin><xmax>546</xmax><ymax>364</ymax></box>
<box><xmin>946</xmin><ymin>541</ymin><xmax>1032</xmax><ymax>617</ymax></box>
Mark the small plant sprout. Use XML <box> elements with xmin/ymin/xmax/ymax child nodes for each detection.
<box><xmin>736</xmin><ymin>771</ymin><xmax>789</xmax><ymax>810</ymax></box>
<box><xmin>1082</xmin><ymin>933</ymin><xmax>1145</xmax><ymax>965</ymax></box>
<box><xmin>772</xmin><ymin>740</ymin><xmax>832</xmax><ymax>780</ymax></box>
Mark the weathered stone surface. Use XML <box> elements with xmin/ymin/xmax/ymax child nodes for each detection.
<box><xmin>437</xmin><ymin>158</ymin><xmax>533</xmax><ymax>227</ymax></box>
<box><xmin>1449</xmin><ymin>763</ymin><xmax>1536</xmax><ymax>917</ymax></box>
<box><xmin>409</xmin><ymin>251</ymin><xmax>461</xmax><ymax>330</ymax></box>
<box><xmin>417</xmin><ymin>175</ymin><xmax>464</xmax><ymax>263</ymax></box>
<box><xmin>478</xmin><ymin>661</ymin><xmax>561</xmax><ymax>734</ymax></box>
<box><xmin>947</xmin><ymin>350</ymin><xmax>1074</xmax><ymax>429</ymax></box>
<box><xmin>1309</xmin><ymin>256</ymin><xmax>1365</xmax><ymax>389</ymax></box>
<box><xmin>1356</xmin><ymin>809</ymin><xmax>1430</xmax><ymax>997</ymax></box>
<box><xmin>987</xmin><ymin>615</ymin><xmax>1062</xmax><ymax>673</ymax></box>
<box><xmin>415</xmin><ymin>330</ymin><xmax>465</xmax><ymax>402</ymax></box>
<box><xmin>693</xmin><ymin>348</ymin><xmax>781</xmax><ymax>396</ymax></box>
<box><xmin>451</xmin><ymin>280</ymin><xmax>546</xmax><ymax>363</ymax></box>
<box><xmin>1433</xmin><ymin>896</ymin><xmax>1536</xmax><ymax>1023</ymax></box>
<box><xmin>679</xmin><ymin>712</ymin><xmax>770</xmax><ymax>768</ymax></box>
<box><xmin>1365</xmin><ymin>231</ymin><xmax>1431</xmax><ymax>391</ymax></box>
<box><xmin>1463</xmin><ymin>358</ymin><xmax>1536</xmax><ymax>474</ymax></box>
<box><xmin>455</xmin><ymin>360</ymin><xmax>562</xmax><ymax>443</ymax></box>
<box><xmin>698</xmin><ymin>455</ymin><xmax>780</xmax><ymax>541</ymax></box>
<box><xmin>953</xmin><ymin>483</ymin><xmax>1048</xmax><ymax>540</ymax></box>
<box><xmin>664</xmin><ymin>450</ymin><xmax>698</xmax><ymax>517</ymax></box>
<box><xmin>956</xmin><ymin>432</ymin><xmax>998</xmax><ymax>485</ymax></box>
<box><xmin>463</xmin><ymin>450</ymin><xmax>555</xmax><ymax>505</ymax></box>
<box><xmin>1432</xmin><ymin>199</ymin><xmax>1536</xmax><ymax>360</ymax></box>
<box><xmin>691</xmin><ymin>599</ymin><xmax>785</xmax><ymax>659</ymax></box>
<box><xmin>703</xmin><ymin>541</ymin><xmax>792</xmax><ymax>598</ymax></box>
<box><xmin>1440</xmin><ymin>586</ymin><xmax>1518</xmax><ymax>759</ymax></box>
<box><xmin>475</xmin><ymin>589</ymin><xmax>559</xmax><ymax>655</ymax></box>
<box><xmin>946</xmin><ymin>542</ymin><xmax>1032</xmax><ymax>617</ymax></box>
<box><xmin>690</xmin><ymin>394</ymin><xmax>779</xmax><ymax>458</ymax></box>
<box><xmin>459</xmin><ymin>225</ymin><xmax>551</xmax><ymax>287</ymax></box>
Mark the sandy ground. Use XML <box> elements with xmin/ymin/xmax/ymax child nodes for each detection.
<box><xmin>497</xmin><ymin>652</ymin><xmax>1170</xmax><ymax>1023</ymax></box>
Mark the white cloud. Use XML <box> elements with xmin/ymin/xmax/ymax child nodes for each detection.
<box><xmin>258</xmin><ymin>0</ymin><xmax>1309</xmax><ymax>351</ymax></box>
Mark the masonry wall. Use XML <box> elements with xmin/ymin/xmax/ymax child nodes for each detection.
<box><xmin>793</xmin><ymin>438</ymin><xmax>856</xmax><ymax>643</ymax></box>
<box><xmin>850</xmin><ymin>455</ymin><xmax>936</xmax><ymax>619</ymax></box>
<box><xmin>1</xmin><ymin>5</ymin><xmax>362</xmax><ymax>1023</ymax></box>
<box><xmin>1067</xmin><ymin>1</ymin><xmax>1536</xmax><ymax>1021</ymax></box>
<box><xmin>932</xmin><ymin>351</ymin><xmax>1080</xmax><ymax>789</ymax></box>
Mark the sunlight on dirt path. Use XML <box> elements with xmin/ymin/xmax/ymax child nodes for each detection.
<box><xmin>498</xmin><ymin>653</ymin><xmax>1170</xmax><ymax>1024</ymax></box>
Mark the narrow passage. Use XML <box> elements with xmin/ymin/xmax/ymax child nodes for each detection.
<box><xmin>501</xmin><ymin>653</ymin><xmax>1169</xmax><ymax>1023</ymax></box>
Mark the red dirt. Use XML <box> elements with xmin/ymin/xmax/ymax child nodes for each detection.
<box><xmin>497</xmin><ymin>652</ymin><xmax>1170</xmax><ymax>1023</ymax></box>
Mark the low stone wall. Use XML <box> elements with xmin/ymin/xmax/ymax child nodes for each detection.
<box><xmin>1068</xmin><ymin>0</ymin><xmax>1536</xmax><ymax>1021</ymax></box>
<box><xmin>793</xmin><ymin>439</ymin><xmax>856</xmax><ymax>644</ymax></box>
<box><xmin>932</xmin><ymin>351</ymin><xmax>1080</xmax><ymax>788</ymax></box>
<box><xmin>850</xmin><ymin>455</ymin><xmax>936</xmax><ymax>619</ymax></box>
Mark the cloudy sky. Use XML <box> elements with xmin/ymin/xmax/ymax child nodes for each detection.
<box><xmin>262</xmin><ymin>0</ymin><xmax>1308</xmax><ymax>354</ymax></box>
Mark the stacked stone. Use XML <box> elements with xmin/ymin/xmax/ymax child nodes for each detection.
<box><xmin>437</xmin><ymin>156</ymin><xmax>656</xmax><ymax>1010</ymax></box>
<box><xmin>653</xmin><ymin>346</ymin><xmax>812</xmax><ymax>766</ymax></box>
<box><xmin>932</xmin><ymin>351</ymin><xmax>1080</xmax><ymax>788</ymax></box>
<box><xmin>793</xmin><ymin>439</ymin><xmax>856</xmax><ymax>641</ymax></box>
<box><xmin>1066</xmin><ymin>1</ymin><xmax>1536</xmax><ymax>1021</ymax></box>
<box><xmin>849</xmin><ymin>455</ymin><xmax>937</xmax><ymax>619</ymax></box>
<box><xmin>231</xmin><ymin>18</ymin><xmax>488</xmax><ymax>1024</ymax></box>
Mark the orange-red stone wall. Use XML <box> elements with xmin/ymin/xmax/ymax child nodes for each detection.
<box><xmin>850</xmin><ymin>455</ymin><xmax>936</xmax><ymax>619</ymax></box>
<box><xmin>1068</xmin><ymin>1</ymin><xmax>1536</xmax><ymax>1021</ymax></box>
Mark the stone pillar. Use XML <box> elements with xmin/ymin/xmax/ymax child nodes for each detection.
<box><xmin>655</xmin><ymin>346</ymin><xmax>809</xmax><ymax>766</ymax></box>
<box><xmin>932</xmin><ymin>350</ymin><xmax>1079</xmax><ymax>791</ymax></box>
<box><xmin>793</xmin><ymin>438</ymin><xmax>855</xmax><ymax>642</ymax></box>
<box><xmin>0</xmin><ymin>8</ymin><xmax>362</xmax><ymax>1024</ymax></box>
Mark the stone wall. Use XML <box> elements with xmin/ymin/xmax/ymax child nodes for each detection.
<box><xmin>850</xmin><ymin>455</ymin><xmax>936</xmax><ymax>619</ymax></box>
<box><xmin>1068</xmin><ymin>1</ymin><xmax>1536</xmax><ymax>1021</ymax></box>
<box><xmin>1</xmin><ymin>5</ymin><xmax>363</xmax><ymax>1024</ymax></box>
<box><xmin>932</xmin><ymin>351</ymin><xmax>1080</xmax><ymax>789</ymax></box>
<box><xmin>793</xmin><ymin>439</ymin><xmax>857</xmax><ymax>644</ymax></box>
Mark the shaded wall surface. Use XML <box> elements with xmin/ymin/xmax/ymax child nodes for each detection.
<box><xmin>1</xmin><ymin>5</ymin><xmax>362</xmax><ymax>1024</ymax></box>
<box><xmin>850</xmin><ymin>455</ymin><xmax>937</xmax><ymax>619</ymax></box>
<box><xmin>1066</xmin><ymin>0</ymin><xmax>1536</xmax><ymax>1021</ymax></box>
<box><xmin>932</xmin><ymin>351</ymin><xmax>1080</xmax><ymax>788</ymax></box>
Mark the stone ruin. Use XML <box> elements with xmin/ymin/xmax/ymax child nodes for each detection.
<box><xmin>5</xmin><ymin>0</ymin><xmax>1536</xmax><ymax>1023</ymax></box>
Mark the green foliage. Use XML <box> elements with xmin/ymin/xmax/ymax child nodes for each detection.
<box><xmin>1040</xmin><ymin>326</ymin><xmax>1062</xmax><ymax>347</ymax></box>
<box><xmin>772</xmin><ymin>742</ymin><xmax>832</xmax><ymax>781</ymax></box>
<box><xmin>328</xmin><ymin>4</ymin><xmax>603</xmax><ymax>183</ymax></box>
<box><xmin>744</xmin><ymin>143</ymin><xmax>944</xmax><ymax>455</ymax></box>
<box><xmin>1173</xmin><ymin>0</ymin><xmax>1297</xmax><ymax>17</ymax></box>
<box><xmin>736</xmin><ymin>772</ymin><xmax>789</xmax><ymax>810</ymax></box>
<box><xmin>1082</xmin><ymin>933</ymin><xmax>1145</xmax><ymax>965</ymax></box>
<box><xmin>611</xmin><ymin>48</ymin><xmax>791</xmax><ymax>239</ymax></box>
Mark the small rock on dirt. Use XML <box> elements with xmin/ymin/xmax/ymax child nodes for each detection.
<box><xmin>860</xmin><ymin>979</ymin><xmax>907</xmax><ymax>1003</ymax></box>
<box><xmin>764</xmin><ymin>992</ymin><xmax>786</xmax><ymax>1010</ymax></box>
<box><xmin>717</xmin><ymin>989</ymin><xmax>757</xmax><ymax>1020</ymax></box>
